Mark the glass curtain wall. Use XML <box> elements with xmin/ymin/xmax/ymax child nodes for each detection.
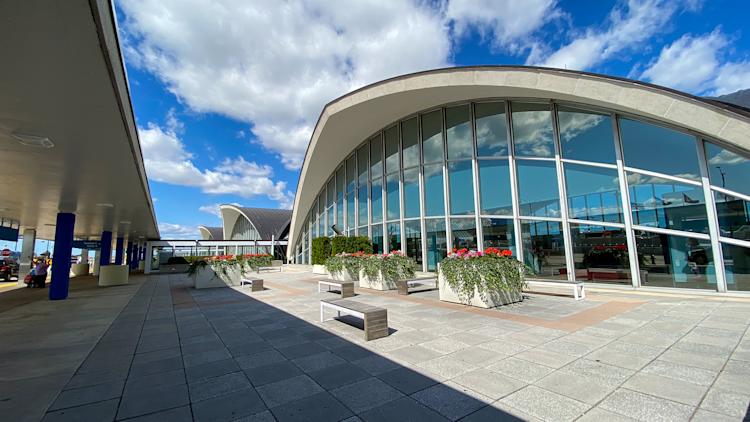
<box><xmin>295</xmin><ymin>98</ymin><xmax>750</xmax><ymax>293</ymax></box>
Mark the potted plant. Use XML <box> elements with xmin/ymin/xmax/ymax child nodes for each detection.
<box><xmin>325</xmin><ymin>252</ymin><xmax>362</xmax><ymax>281</ymax></box>
<box><xmin>187</xmin><ymin>255</ymin><xmax>244</xmax><ymax>289</ymax></box>
<box><xmin>438</xmin><ymin>247</ymin><xmax>526</xmax><ymax>308</ymax></box>
<box><xmin>358</xmin><ymin>251</ymin><xmax>416</xmax><ymax>290</ymax></box>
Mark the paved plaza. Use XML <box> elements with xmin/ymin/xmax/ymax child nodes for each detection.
<box><xmin>1</xmin><ymin>270</ymin><xmax>750</xmax><ymax>421</ymax></box>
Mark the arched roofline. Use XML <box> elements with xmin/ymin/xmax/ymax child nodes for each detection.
<box><xmin>198</xmin><ymin>226</ymin><xmax>213</xmax><ymax>240</ymax></box>
<box><xmin>219</xmin><ymin>204</ymin><xmax>260</xmax><ymax>241</ymax></box>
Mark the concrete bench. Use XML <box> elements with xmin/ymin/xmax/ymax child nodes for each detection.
<box><xmin>318</xmin><ymin>279</ymin><xmax>354</xmax><ymax>298</ymax></box>
<box><xmin>257</xmin><ymin>260</ymin><xmax>283</xmax><ymax>273</ymax></box>
<box><xmin>240</xmin><ymin>277</ymin><xmax>264</xmax><ymax>292</ymax></box>
<box><xmin>320</xmin><ymin>298</ymin><xmax>388</xmax><ymax>341</ymax></box>
<box><xmin>526</xmin><ymin>280</ymin><xmax>585</xmax><ymax>300</ymax></box>
<box><xmin>395</xmin><ymin>277</ymin><xmax>438</xmax><ymax>295</ymax></box>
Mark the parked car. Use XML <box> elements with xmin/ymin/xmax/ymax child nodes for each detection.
<box><xmin>0</xmin><ymin>258</ymin><xmax>19</xmax><ymax>281</ymax></box>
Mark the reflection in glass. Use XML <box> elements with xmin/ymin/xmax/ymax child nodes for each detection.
<box><xmin>714</xmin><ymin>191</ymin><xmax>750</xmax><ymax>241</ymax></box>
<box><xmin>706</xmin><ymin>141</ymin><xmax>750</xmax><ymax>197</ymax></box>
<box><xmin>336</xmin><ymin>166</ymin><xmax>344</xmax><ymax>200</ymax></box>
<box><xmin>357</xmin><ymin>145</ymin><xmax>368</xmax><ymax>185</ymax></box>
<box><xmin>370</xmin><ymin>134</ymin><xmax>382</xmax><ymax>178</ymax></box>
<box><xmin>425</xmin><ymin>219</ymin><xmax>447</xmax><ymax>271</ymax></box>
<box><xmin>346</xmin><ymin>192</ymin><xmax>355</xmax><ymax>230</ymax></box>
<box><xmin>403</xmin><ymin>168</ymin><xmax>420</xmax><ymax>218</ymax></box>
<box><xmin>327</xmin><ymin>179</ymin><xmax>335</xmax><ymax>205</ymax></box>
<box><xmin>346</xmin><ymin>156</ymin><xmax>356</xmax><ymax>192</ymax></box>
<box><xmin>371</xmin><ymin>224</ymin><xmax>383</xmax><ymax>254</ymax></box>
<box><xmin>422</xmin><ymin>110</ymin><xmax>444</xmax><ymax>164</ymax></box>
<box><xmin>475</xmin><ymin>102</ymin><xmax>508</xmax><ymax>157</ymax></box>
<box><xmin>451</xmin><ymin>218</ymin><xmax>477</xmax><ymax>250</ymax></box>
<box><xmin>424</xmin><ymin>164</ymin><xmax>445</xmax><ymax>217</ymax></box>
<box><xmin>405</xmin><ymin>220</ymin><xmax>423</xmax><ymax>265</ymax></box>
<box><xmin>357</xmin><ymin>186</ymin><xmax>368</xmax><ymax>227</ymax></box>
<box><xmin>327</xmin><ymin>206</ymin><xmax>334</xmax><ymax>236</ymax></box>
<box><xmin>336</xmin><ymin>198</ymin><xmax>343</xmax><ymax>229</ymax></box>
<box><xmin>521</xmin><ymin>220</ymin><xmax>567</xmax><ymax>280</ymax></box>
<box><xmin>564</xmin><ymin>163</ymin><xmax>622</xmax><ymax>223</ymax></box>
<box><xmin>569</xmin><ymin>224</ymin><xmax>630</xmax><ymax>284</ymax></box>
<box><xmin>371</xmin><ymin>178</ymin><xmax>383</xmax><ymax>224</ymax></box>
<box><xmin>385</xmin><ymin>125</ymin><xmax>399</xmax><ymax>174</ymax></box>
<box><xmin>512</xmin><ymin>102</ymin><xmax>554</xmax><ymax>157</ymax></box>
<box><xmin>478</xmin><ymin>159</ymin><xmax>512</xmax><ymax>215</ymax></box>
<box><xmin>558</xmin><ymin>106</ymin><xmax>615</xmax><ymax>163</ymax></box>
<box><xmin>386</xmin><ymin>173</ymin><xmax>400</xmax><ymax>221</ymax></box>
<box><xmin>402</xmin><ymin>118</ymin><xmax>420</xmax><ymax>168</ymax></box>
<box><xmin>517</xmin><ymin>160</ymin><xmax>560</xmax><ymax>218</ymax></box>
<box><xmin>446</xmin><ymin>104</ymin><xmax>472</xmax><ymax>160</ymax></box>
<box><xmin>620</xmin><ymin>118</ymin><xmax>700</xmax><ymax>180</ymax></box>
<box><xmin>387</xmin><ymin>222</ymin><xmax>401</xmax><ymax>252</ymax></box>
<box><xmin>628</xmin><ymin>172</ymin><xmax>708</xmax><ymax>233</ymax></box>
<box><xmin>723</xmin><ymin>243</ymin><xmax>750</xmax><ymax>291</ymax></box>
<box><xmin>635</xmin><ymin>230</ymin><xmax>715</xmax><ymax>289</ymax></box>
<box><xmin>449</xmin><ymin>160</ymin><xmax>475</xmax><ymax>215</ymax></box>
<box><xmin>481</xmin><ymin>218</ymin><xmax>515</xmax><ymax>255</ymax></box>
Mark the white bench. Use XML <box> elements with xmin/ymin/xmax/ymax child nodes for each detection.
<box><xmin>320</xmin><ymin>298</ymin><xmax>388</xmax><ymax>341</ymax></box>
<box><xmin>240</xmin><ymin>277</ymin><xmax>264</xmax><ymax>292</ymax></box>
<box><xmin>257</xmin><ymin>260</ymin><xmax>283</xmax><ymax>273</ymax></box>
<box><xmin>526</xmin><ymin>280</ymin><xmax>585</xmax><ymax>300</ymax></box>
<box><xmin>318</xmin><ymin>280</ymin><xmax>354</xmax><ymax>298</ymax></box>
<box><xmin>396</xmin><ymin>277</ymin><xmax>437</xmax><ymax>295</ymax></box>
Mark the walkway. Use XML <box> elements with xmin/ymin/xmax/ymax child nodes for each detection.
<box><xmin>1</xmin><ymin>271</ymin><xmax>749</xmax><ymax>421</ymax></box>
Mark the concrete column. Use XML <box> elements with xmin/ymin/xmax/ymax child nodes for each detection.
<box><xmin>100</xmin><ymin>231</ymin><xmax>112</xmax><ymax>267</ymax></box>
<box><xmin>18</xmin><ymin>228</ymin><xmax>36</xmax><ymax>285</ymax></box>
<box><xmin>50</xmin><ymin>213</ymin><xmax>75</xmax><ymax>300</ymax></box>
<box><xmin>93</xmin><ymin>249</ymin><xmax>101</xmax><ymax>275</ymax></box>
<box><xmin>80</xmin><ymin>248</ymin><xmax>89</xmax><ymax>264</ymax></box>
<box><xmin>114</xmin><ymin>237</ymin><xmax>124</xmax><ymax>265</ymax></box>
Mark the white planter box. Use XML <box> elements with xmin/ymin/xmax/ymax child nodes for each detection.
<box><xmin>193</xmin><ymin>265</ymin><xmax>242</xmax><ymax>289</ymax></box>
<box><xmin>329</xmin><ymin>269</ymin><xmax>357</xmax><ymax>282</ymax></box>
<box><xmin>312</xmin><ymin>264</ymin><xmax>328</xmax><ymax>275</ymax></box>
<box><xmin>70</xmin><ymin>263</ymin><xmax>90</xmax><ymax>277</ymax></box>
<box><xmin>358</xmin><ymin>269</ymin><xmax>397</xmax><ymax>291</ymax></box>
<box><xmin>438</xmin><ymin>266</ymin><xmax>522</xmax><ymax>308</ymax></box>
<box><xmin>98</xmin><ymin>265</ymin><xmax>129</xmax><ymax>287</ymax></box>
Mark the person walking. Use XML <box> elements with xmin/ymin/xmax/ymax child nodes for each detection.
<box><xmin>33</xmin><ymin>259</ymin><xmax>48</xmax><ymax>288</ymax></box>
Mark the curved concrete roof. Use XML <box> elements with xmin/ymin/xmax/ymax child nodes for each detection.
<box><xmin>219</xmin><ymin>205</ymin><xmax>291</xmax><ymax>240</ymax></box>
<box><xmin>198</xmin><ymin>226</ymin><xmax>223</xmax><ymax>241</ymax></box>
<box><xmin>287</xmin><ymin>65</ymin><xmax>750</xmax><ymax>257</ymax></box>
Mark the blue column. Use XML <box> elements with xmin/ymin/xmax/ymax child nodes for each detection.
<box><xmin>126</xmin><ymin>242</ymin><xmax>133</xmax><ymax>267</ymax></box>
<box><xmin>114</xmin><ymin>237</ymin><xmax>124</xmax><ymax>265</ymax></box>
<box><xmin>50</xmin><ymin>213</ymin><xmax>75</xmax><ymax>300</ymax></box>
<box><xmin>100</xmin><ymin>231</ymin><xmax>112</xmax><ymax>266</ymax></box>
<box><xmin>130</xmin><ymin>243</ymin><xmax>138</xmax><ymax>269</ymax></box>
<box><xmin>140</xmin><ymin>245</ymin><xmax>145</xmax><ymax>261</ymax></box>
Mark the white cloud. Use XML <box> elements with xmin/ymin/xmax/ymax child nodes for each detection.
<box><xmin>640</xmin><ymin>29</ymin><xmax>750</xmax><ymax>95</ymax></box>
<box><xmin>139</xmin><ymin>121</ymin><xmax>294</xmax><ymax>208</ymax></box>
<box><xmin>158</xmin><ymin>222</ymin><xmax>200</xmax><ymax>239</ymax></box>
<box><xmin>198</xmin><ymin>202</ymin><xmax>241</xmax><ymax>218</ymax></box>
<box><xmin>119</xmin><ymin>0</ymin><xmax>452</xmax><ymax>170</ymax></box>
<box><xmin>533</xmin><ymin>0</ymin><xmax>678</xmax><ymax>70</ymax></box>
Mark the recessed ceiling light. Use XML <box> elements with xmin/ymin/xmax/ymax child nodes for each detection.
<box><xmin>96</xmin><ymin>203</ymin><xmax>114</xmax><ymax>208</ymax></box>
<box><xmin>11</xmin><ymin>132</ymin><xmax>55</xmax><ymax>148</ymax></box>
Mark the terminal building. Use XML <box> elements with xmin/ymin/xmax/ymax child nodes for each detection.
<box><xmin>287</xmin><ymin>66</ymin><xmax>750</xmax><ymax>294</ymax></box>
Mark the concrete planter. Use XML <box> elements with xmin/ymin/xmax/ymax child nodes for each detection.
<box><xmin>70</xmin><ymin>263</ymin><xmax>90</xmax><ymax>277</ymax></box>
<box><xmin>330</xmin><ymin>268</ymin><xmax>357</xmax><ymax>282</ymax></box>
<box><xmin>98</xmin><ymin>265</ymin><xmax>129</xmax><ymax>287</ymax></box>
<box><xmin>312</xmin><ymin>264</ymin><xmax>328</xmax><ymax>275</ymax></box>
<box><xmin>162</xmin><ymin>263</ymin><xmax>190</xmax><ymax>273</ymax></box>
<box><xmin>358</xmin><ymin>269</ymin><xmax>397</xmax><ymax>291</ymax></box>
<box><xmin>438</xmin><ymin>266</ymin><xmax>522</xmax><ymax>308</ymax></box>
<box><xmin>193</xmin><ymin>265</ymin><xmax>242</xmax><ymax>289</ymax></box>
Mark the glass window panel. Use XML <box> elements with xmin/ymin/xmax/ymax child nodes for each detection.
<box><xmin>627</xmin><ymin>172</ymin><xmax>708</xmax><ymax>233</ymax></box>
<box><xmin>385</xmin><ymin>125</ymin><xmax>400</xmax><ymax>174</ymax></box>
<box><xmin>402</xmin><ymin>117</ymin><xmax>420</xmax><ymax>168</ymax></box>
<box><xmin>569</xmin><ymin>223</ymin><xmax>631</xmax><ymax>284</ymax></box>
<box><xmin>635</xmin><ymin>230</ymin><xmax>716</xmax><ymax>290</ymax></box>
<box><xmin>517</xmin><ymin>160</ymin><xmax>560</xmax><ymax>218</ymax></box>
<box><xmin>481</xmin><ymin>218</ymin><xmax>515</xmax><ymax>255</ymax></box>
<box><xmin>422</xmin><ymin>109</ymin><xmax>444</xmax><ymax>164</ymax></box>
<box><xmin>336</xmin><ymin>166</ymin><xmax>344</xmax><ymax>200</ymax></box>
<box><xmin>327</xmin><ymin>179</ymin><xmax>335</xmax><ymax>205</ymax></box>
<box><xmin>475</xmin><ymin>102</ymin><xmax>508</xmax><ymax>157</ymax></box>
<box><xmin>448</xmin><ymin>160</ymin><xmax>475</xmax><ymax>215</ymax></box>
<box><xmin>370</xmin><ymin>134</ymin><xmax>383</xmax><ymax>179</ymax></box>
<box><xmin>371</xmin><ymin>224</ymin><xmax>383</xmax><ymax>254</ymax></box>
<box><xmin>512</xmin><ymin>102</ymin><xmax>554</xmax><ymax>158</ymax></box>
<box><xmin>451</xmin><ymin>218</ymin><xmax>477</xmax><ymax>250</ymax></box>
<box><xmin>425</xmin><ymin>219</ymin><xmax>447</xmax><ymax>271</ymax></box>
<box><xmin>558</xmin><ymin>106</ymin><xmax>615</xmax><ymax>163</ymax></box>
<box><xmin>386</xmin><ymin>173</ymin><xmax>400</xmax><ymax>221</ymax></box>
<box><xmin>357</xmin><ymin>145</ymin><xmax>368</xmax><ymax>185</ymax></box>
<box><xmin>387</xmin><ymin>222</ymin><xmax>401</xmax><ymax>252</ymax></box>
<box><xmin>371</xmin><ymin>178</ymin><xmax>383</xmax><ymax>223</ymax></box>
<box><xmin>336</xmin><ymin>198</ymin><xmax>343</xmax><ymax>229</ymax></box>
<box><xmin>403</xmin><ymin>168</ymin><xmax>420</xmax><ymax>218</ymax></box>
<box><xmin>346</xmin><ymin>192</ymin><xmax>355</xmax><ymax>230</ymax></box>
<box><xmin>478</xmin><ymin>159</ymin><xmax>512</xmax><ymax>215</ymax></box>
<box><xmin>446</xmin><ymin>104</ymin><xmax>473</xmax><ymax>160</ymax></box>
<box><xmin>358</xmin><ymin>186</ymin><xmax>368</xmax><ymax>227</ymax></box>
<box><xmin>423</xmin><ymin>164</ymin><xmax>445</xmax><ymax>217</ymax></box>
<box><xmin>564</xmin><ymin>163</ymin><xmax>622</xmax><ymax>223</ymax></box>
<box><xmin>404</xmin><ymin>220</ymin><xmax>423</xmax><ymax>266</ymax></box>
<box><xmin>327</xmin><ymin>206</ymin><xmax>334</xmax><ymax>236</ymax></box>
<box><xmin>318</xmin><ymin>193</ymin><xmax>325</xmax><ymax>214</ymax></box>
<box><xmin>620</xmin><ymin>118</ymin><xmax>700</xmax><ymax>180</ymax></box>
<box><xmin>723</xmin><ymin>243</ymin><xmax>750</xmax><ymax>292</ymax></box>
<box><xmin>521</xmin><ymin>220</ymin><xmax>567</xmax><ymax>280</ymax></box>
<box><xmin>714</xmin><ymin>191</ymin><xmax>750</xmax><ymax>241</ymax></box>
<box><xmin>705</xmin><ymin>141</ymin><xmax>750</xmax><ymax>197</ymax></box>
<box><xmin>346</xmin><ymin>155</ymin><xmax>356</xmax><ymax>192</ymax></box>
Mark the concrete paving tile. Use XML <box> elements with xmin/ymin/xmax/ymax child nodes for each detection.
<box><xmin>576</xmin><ymin>407</ymin><xmax>638</xmax><ymax>422</ymax></box>
<box><xmin>477</xmin><ymin>340</ymin><xmax>528</xmax><ymax>357</ymax></box>
<box><xmin>452</xmin><ymin>369</ymin><xmax>526</xmax><ymax>400</ymax></box>
<box><xmin>235</xmin><ymin>350</ymin><xmax>287</xmax><ymax>370</ymax></box>
<box><xmin>335</xmin><ymin>344</ymin><xmax>376</xmax><ymax>361</ymax></box>
<box><xmin>131</xmin><ymin>347</ymin><xmax>181</xmax><ymax>366</ymax></box>
<box><xmin>420</xmin><ymin>338</ymin><xmax>470</xmax><ymax>355</ymax></box>
<box><xmin>562</xmin><ymin>359</ymin><xmax>634</xmax><ymax>388</ymax></box>
<box><xmin>599</xmin><ymin>389</ymin><xmax>694</xmax><ymax>422</ymax></box>
<box><xmin>331</xmin><ymin>377</ymin><xmax>404</xmax><ymax>413</ymax></box>
<box><xmin>623</xmin><ymin>372</ymin><xmax>707</xmax><ymax>406</ymax></box>
<box><xmin>269</xmin><ymin>391</ymin><xmax>352</xmax><ymax>422</ymax></box>
<box><xmin>42</xmin><ymin>398</ymin><xmax>119</xmax><ymax>422</ymax></box>
<box><xmin>183</xmin><ymin>348</ymin><xmax>233</xmax><ymax>368</ymax></box>
<box><xmin>189</xmin><ymin>371</ymin><xmax>252</xmax><ymax>403</ymax></box>
<box><xmin>49</xmin><ymin>380</ymin><xmax>124</xmax><ymax>411</ymax></box>
<box><xmin>277</xmin><ymin>341</ymin><xmax>328</xmax><ymax>359</ymax></box>
<box><xmin>486</xmin><ymin>357</ymin><xmax>555</xmax><ymax>383</ymax></box>
<box><xmin>387</xmin><ymin>345</ymin><xmax>443</xmax><ymax>365</ymax></box>
<box><xmin>535</xmin><ymin>370</ymin><xmax>614</xmax><ymax>405</ymax></box>
<box><xmin>359</xmin><ymin>397</ymin><xmax>449</xmax><ymax>422</ymax></box>
<box><xmin>446</xmin><ymin>348</ymin><xmax>504</xmax><ymax>367</ymax></box>
<box><xmin>498</xmin><ymin>385</ymin><xmax>589</xmax><ymax>422</ymax></box>
<box><xmin>585</xmin><ymin>349</ymin><xmax>651</xmax><ymax>371</ymax></box>
<box><xmin>513</xmin><ymin>348</ymin><xmax>577</xmax><ymax>369</ymax></box>
<box><xmin>129</xmin><ymin>355</ymin><xmax>184</xmax><ymax>378</ymax></box>
<box><xmin>417</xmin><ymin>355</ymin><xmax>476</xmax><ymax>379</ymax></box>
<box><xmin>459</xmin><ymin>402</ymin><xmax>539</xmax><ymax>422</ymax></box>
<box><xmin>537</xmin><ymin>339</ymin><xmax>595</xmax><ymax>357</ymax></box>
<box><xmin>691</xmin><ymin>408</ymin><xmax>741</xmax><ymax>422</ymax></box>
<box><xmin>185</xmin><ymin>358</ymin><xmax>241</xmax><ymax>383</ymax></box>
<box><xmin>412</xmin><ymin>381</ymin><xmax>491</xmax><ymax>421</ymax></box>
<box><xmin>233</xmin><ymin>409</ymin><xmax>276</xmax><ymax>422</ymax></box>
<box><xmin>192</xmin><ymin>388</ymin><xmax>267</xmax><ymax>422</ymax></box>
<box><xmin>117</xmin><ymin>383</ymin><xmax>190</xmax><ymax>420</ymax></box>
<box><xmin>292</xmin><ymin>351</ymin><xmax>346</xmax><ymax>372</ymax></box>
<box><xmin>642</xmin><ymin>359</ymin><xmax>717</xmax><ymax>387</ymax></box>
<box><xmin>64</xmin><ymin>367</ymin><xmax>129</xmax><ymax>389</ymax></box>
<box><xmin>700</xmin><ymin>387</ymin><xmax>750</xmax><ymax>418</ymax></box>
<box><xmin>120</xmin><ymin>405</ymin><xmax>192</xmax><ymax>421</ymax></box>
<box><xmin>256</xmin><ymin>374</ymin><xmax>323</xmax><ymax>408</ymax></box>
<box><xmin>307</xmin><ymin>362</ymin><xmax>371</xmax><ymax>390</ymax></box>
<box><xmin>447</xmin><ymin>331</ymin><xmax>494</xmax><ymax>346</ymax></box>
<box><xmin>124</xmin><ymin>368</ymin><xmax>185</xmax><ymax>394</ymax></box>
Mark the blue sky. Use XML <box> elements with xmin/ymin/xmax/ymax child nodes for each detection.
<box><xmin>110</xmin><ymin>0</ymin><xmax>750</xmax><ymax>240</ymax></box>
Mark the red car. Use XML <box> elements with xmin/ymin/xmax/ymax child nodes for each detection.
<box><xmin>0</xmin><ymin>258</ymin><xmax>19</xmax><ymax>282</ymax></box>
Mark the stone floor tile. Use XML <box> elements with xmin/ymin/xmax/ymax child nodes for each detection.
<box><xmin>129</xmin><ymin>356</ymin><xmax>184</xmax><ymax>378</ymax></box>
<box><xmin>183</xmin><ymin>348</ymin><xmax>232</xmax><ymax>368</ymax></box>
<box><xmin>307</xmin><ymin>362</ymin><xmax>371</xmax><ymax>390</ymax></box>
<box><xmin>377</xmin><ymin>367</ymin><xmax>442</xmax><ymax>395</ymax></box>
<box><xmin>269</xmin><ymin>391</ymin><xmax>352</xmax><ymax>422</ymax></box>
<box><xmin>64</xmin><ymin>367</ymin><xmax>129</xmax><ymax>390</ymax></box>
<box><xmin>331</xmin><ymin>377</ymin><xmax>404</xmax><ymax>413</ymax></box>
<box><xmin>192</xmin><ymin>388</ymin><xmax>267</xmax><ymax>422</ymax></box>
<box><xmin>498</xmin><ymin>385</ymin><xmax>589</xmax><ymax>422</ymax></box>
<box><xmin>42</xmin><ymin>398</ymin><xmax>119</xmax><ymax>422</ymax></box>
<box><xmin>658</xmin><ymin>348</ymin><xmax>728</xmax><ymax>371</ymax></box>
<box><xmin>458</xmin><ymin>403</ymin><xmax>539</xmax><ymax>422</ymax></box>
<box><xmin>359</xmin><ymin>397</ymin><xmax>449</xmax><ymax>422</ymax></box>
<box><xmin>420</xmin><ymin>338</ymin><xmax>470</xmax><ymax>355</ymax></box>
<box><xmin>576</xmin><ymin>407</ymin><xmax>638</xmax><ymax>422</ymax></box>
<box><xmin>513</xmin><ymin>348</ymin><xmax>577</xmax><ymax>369</ymax></box>
<box><xmin>335</xmin><ymin>344</ymin><xmax>376</xmax><ymax>361</ymax></box>
<box><xmin>447</xmin><ymin>331</ymin><xmax>493</xmax><ymax>346</ymax></box>
<box><xmin>642</xmin><ymin>359</ymin><xmax>717</xmax><ymax>387</ymax></box>
<box><xmin>292</xmin><ymin>351</ymin><xmax>346</xmax><ymax>372</ymax></box>
<box><xmin>235</xmin><ymin>350</ymin><xmax>287</xmax><ymax>370</ymax></box>
<box><xmin>233</xmin><ymin>409</ymin><xmax>277</xmax><ymax>422</ymax></box>
<box><xmin>416</xmin><ymin>355</ymin><xmax>475</xmax><ymax>379</ymax></box>
<box><xmin>185</xmin><ymin>358</ymin><xmax>241</xmax><ymax>383</ymax></box>
<box><xmin>49</xmin><ymin>380</ymin><xmax>124</xmax><ymax>411</ymax></box>
<box><xmin>598</xmin><ymin>389</ymin><xmax>694</xmax><ymax>422</ymax></box>
<box><xmin>124</xmin><ymin>368</ymin><xmax>185</xmax><ymax>394</ymax></box>
<box><xmin>477</xmin><ymin>340</ymin><xmax>529</xmax><ymax>357</ymax></box>
<box><xmin>256</xmin><ymin>374</ymin><xmax>323</xmax><ymax>408</ymax></box>
<box><xmin>452</xmin><ymin>369</ymin><xmax>526</xmax><ymax>400</ymax></box>
<box><xmin>121</xmin><ymin>405</ymin><xmax>192</xmax><ymax>422</ymax></box>
<box><xmin>189</xmin><ymin>371</ymin><xmax>252</xmax><ymax>403</ymax></box>
<box><xmin>446</xmin><ymin>348</ymin><xmax>504</xmax><ymax>367</ymax></box>
<box><xmin>116</xmin><ymin>383</ymin><xmax>190</xmax><ymax>420</ymax></box>
<box><xmin>387</xmin><ymin>345</ymin><xmax>443</xmax><ymax>365</ymax></box>
<box><xmin>561</xmin><ymin>359</ymin><xmax>634</xmax><ymax>388</ymax></box>
<box><xmin>700</xmin><ymin>387</ymin><xmax>750</xmax><ymax>418</ymax></box>
<box><xmin>244</xmin><ymin>361</ymin><xmax>302</xmax><ymax>387</ymax></box>
<box><xmin>412</xmin><ymin>381</ymin><xmax>491</xmax><ymax>421</ymax></box>
<box><xmin>486</xmin><ymin>357</ymin><xmax>555</xmax><ymax>383</ymax></box>
<box><xmin>691</xmin><ymin>408</ymin><xmax>741</xmax><ymax>422</ymax></box>
<box><xmin>623</xmin><ymin>372</ymin><xmax>707</xmax><ymax>406</ymax></box>
<box><xmin>277</xmin><ymin>341</ymin><xmax>328</xmax><ymax>359</ymax></box>
<box><xmin>535</xmin><ymin>370</ymin><xmax>614</xmax><ymax>405</ymax></box>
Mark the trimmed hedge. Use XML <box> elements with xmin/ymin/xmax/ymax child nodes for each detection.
<box><xmin>312</xmin><ymin>236</ymin><xmax>373</xmax><ymax>264</ymax></box>
<box><xmin>311</xmin><ymin>237</ymin><xmax>331</xmax><ymax>265</ymax></box>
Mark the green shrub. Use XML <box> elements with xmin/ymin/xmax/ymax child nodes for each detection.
<box><xmin>330</xmin><ymin>236</ymin><xmax>348</xmax><ymax>255</ymax></box>
<box><xmin>331</xmin><ymin>236</ymin><xmax>373</xmax><ymax>255</ymax></box>
<box><xmin>360</xmin><ymin>252</ymin><xmax>416</xmax><ymax>281</ymax></box>
<box><xmin>311</xmin><ymin>237</ymin><xmax>331</xmax><ymax>265</ymax></box>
